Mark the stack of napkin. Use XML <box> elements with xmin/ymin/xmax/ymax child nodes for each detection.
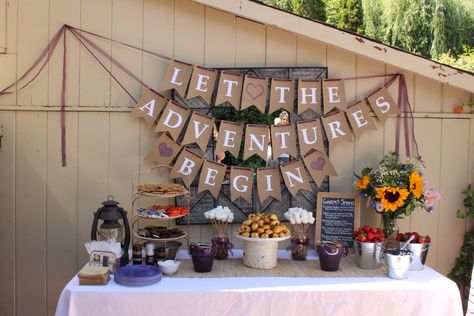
<box><xmin>78</xmin><ymin>264</ymin><xmax>110</xmax><ymax>285</ymax></box>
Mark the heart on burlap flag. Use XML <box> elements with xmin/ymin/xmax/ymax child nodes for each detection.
<box><xmin>302</xmin><ymin>149</ymin><xmax>337</xmax><ymax>188</ymax></box>
<box><xmin>241</xmin><ymin>75</ymin><xmax>268</xmax><ymax>113</ymax></box>
<box><xmin>145</xmin><ymin>132</ymin><xmax>182</xmax><ymax>165</ymax></box>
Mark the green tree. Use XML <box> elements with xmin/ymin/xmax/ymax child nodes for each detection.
<box><xmin>326</xmin><ymin>0</ymin><xmax>364</xmax><ymax>34</ymax></box>
<box><xmin>362</xmin><ymin>0</ymin><xmax>385</xmax><ymax>40</ymax></box>
<box><xmin>262</xmin><ymin>0</ymin><xmax>326</xmax><ymax>21</ymax></box>
<box><xmin>430</xmin><ymin>0</ymin><xmax>447</xmax><ymax>58</ymax></box>
<box><xmin>384</xmin><ymin>0</ymin><xmax>433</xmax><ymax>57</ymax></box>
<box><xmin>435</xmin><ymin>46</ymin><xmax>474</xmax><ymax>73</ymax></box>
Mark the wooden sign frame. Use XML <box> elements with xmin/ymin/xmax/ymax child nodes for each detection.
<box><xmin>315</xmin><ymin>192</ymin><xmax>360</xmax><ymax>248</ymax></box>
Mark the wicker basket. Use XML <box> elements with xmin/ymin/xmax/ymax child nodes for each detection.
<box><xmin>235</xmin><ymin>234</ymin><xmax>291</xmax><ymax>269</ymax></box>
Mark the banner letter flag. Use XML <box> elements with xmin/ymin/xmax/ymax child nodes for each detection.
<box><xmin>243</xmin><ymin>124</ymin><xmax>270</xmax><ymax>160</ymax></box>
<box><xmin>256</xmin><ymin>167</ymin><xmax>281</xmax><ymax>203</ymax></box>
<box><xmin>321</xmin><ymin>111</ymin><xmax>353</xmax><ymax>146</ymax></box>
<box><xmin>181</xmin><ymin>112</ymin><xmax>215</xmax><ymax>152</ymax></box>
<box><xmin>298</xmin><ymin>79</ymin><xmax>321</xmax><ymax>114</ymax></box>
<box><xmin>346</xmin><ymin>100</ymin><xmax>377</xmax><ymax>138</ymax></box>
<box><xmin>215</xmin><ymin>120</ymin><xmax>244</xmax><ymax>159</ymax></box>
<box><xmin>322</xmin><ymin>79</ymin><xmax>347</xmax><ymax>113</ymax></box>
<box><xmin>230</xmin><ymin>167</ymin><xmax>253</xmax><ymax>202</ymax></box>
<box><xmin>159</xmin><ymin>60</ymin><xmax>194</xmax><ymax>97</ymax></box>
<box><xmin>169</xmin><ymin>148</ymin><xmax>204</xmax><ymax>187</ymax></box>
<box><xmin>197</xmin><ymin>160</ymin><xmax>227</xmax><ymax>199</ymax></box>
<box><xmin>269</xmin><ymin>79</ymin><xmax>294</xmax><ymax>113</ymax></box>
<box><xmin>154</xmin><ymin>101</ymin><xmax>190</xmax><ymax>141</ymax></box>
<box><xmin>215</xmin><ymin>72</ymin><xmax>243</xmax><ymax>110</ymax></box>
<box><xmin>241</xmin><ymin>75</ymin><xmax>268</xmax><ymax>113</ymax></box>
<box><xmin>131</xmin><ymin>88</ymin><xmax>167</xmax><ymax>129</ymax></box>
<box><xmin>367</xmin><ymin>86</ymin><xmax>400</xmax><ymax>124</ymax></box>
<box><xmin>270</xmin><ymin>123</ymin><xmax>297</xmax><ymax>159</ymax></box>
<box><xmin>145</xmin><ymin>132</ymin><xmax>182</xmax><ymax>165</ymax></box>
<box><xmin>302</xmin><ymin>149</ymin><xmax>337</xmax><ymax>188</ymax></box>
<box><xmin>279</xmin><ymin>159</ymin><xmax>312</xmax><ymax>197</ymax></box>
<box><xmin>296</xmin><ymin>119</ymin><xmax>325</xmax><ymax>156</ymax></box>
<box><xmin>186</xmin><ymin>66</ymin><xmax>218</xmax><ymax>104</ymax></box>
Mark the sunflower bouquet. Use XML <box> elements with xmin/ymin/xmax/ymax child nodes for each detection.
<box><xmin>354</xmin><ymin>153</ymin><xmax>440</xmax><ymax>237</ymax></box>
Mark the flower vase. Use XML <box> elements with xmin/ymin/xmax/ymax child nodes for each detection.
<box><xmin>290</xmin><ymin>233</ymin><xmax>310</xmax><ymax>260</ymax></box>
<box><xmin>211</xmin><ymin>231</ymin><xmax>233</xmax><ymax>260</ymax></box>
<box><xmin>382</xmin><ymin>213</ymin><xmax>399</xmax><ymax>247</ymax></box>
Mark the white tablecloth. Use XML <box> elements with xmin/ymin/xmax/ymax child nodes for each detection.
<box><xmin>56</xmin><ymin>250</ymin><xmax>463</xmax><ymax>316</ymax></box>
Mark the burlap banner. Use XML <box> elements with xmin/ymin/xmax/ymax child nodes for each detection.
<box><xmin>230</xmin><ymin>166</ymin><xmax>253</xmax><ymax>202</ymax></box>
<box><xmin>187</xmin><ymin>66</ymin><xmax>218</xmax><ymax>104</ymax></box>
<box><xmin>302</xmin><ymin>149</ymin><xmax>337</xmax><ymax>188</ymax></box>
<box><xmin>197</xmin><ymin>160</ymin><xmax>227</xmax><ymax>199</ymax></box>
<box><xmin>346</xmin><ymin>100</ymin><xmax>377</xmax><ymax>138</ymax></box>
<box><xmin>279</xmin><ymin>159</ymin><xmax>312</xmax><ymax>197</ymax></box>
<box><xmin>321</xmin><ymin>111</ymin><xmax>353</xmax><ymax>146</ymax></box>
<box><xmin>296</xmin><ymin>119</ymin><xmax>325</xmax><ymax>156</ymax></box>
<box><xmin>159</xmin><ymin>59</ymin><xmax>193</xmax><ymax>97</ymax></box>
<box><xmin>215</xmin><ymin>71</ymin><xmax>243</xmax><ymax>110</ymax></box>
<box><xmin>154</xmin><ymin>101</ymin><xmax>190</xmax><ymax>141</ymax></box>
<box><xmin>243</xmin><ymin>124</ymin><xmax>270</xmax><ymax>160</ymax></box>
<box><xmin>241</xmin><ymin>75</ymin><xmax>268</xmax><ymax>113</ymax></box>
<box><xmin>270</xmin><ymin>123</ymin><xmax>297</xmax><ymax>159</ymax></box>
<box><xmin>215</xmin><ymin>120</ymin><xmax>244</xmax><ymax>159</ymax></box>
<box><xmin>297</xmin><ymin>79</ymin><xmax>321</xmax><ymax>114</ymax></box>
<box><xmin>128</xmin><ymin>57</ymin><xmax>407</xmax><ymax>204</ymax></box>
<box><xmin>367</xmin><ymin>86</ymin><xmax>400</xmax><ymax>124</ymax></box>
<box><xmin>145</xmin><ymin>132</ymin><xmax>182</xmax><ymax>165</ymax></box>
<box><xmin>256</xmin><ymin>167</ymin><xmax>282</xmax><ymax>203</ymax></box>
<box><xmin>322</xmin><ymin>79</ymin><xmax>347</xmax><ymax>113</ymax></box>
<box><xmin>269</xmin><ymin>78</ymin><xmax>294</xmax><ymax>114</ymax></box>
<box><xmin>169</xmin><ymin>148</ymin><xmax>204</xmax><ymax>187</ymax></box>
<box><xmin>131</xmin><ymin>88</ymin><xmax>167</xmax><ymax>129</ymax></box>
<box><xmin>181</xmin><ymin>111</ymin><xmax>214</xmax><ymax>152</ymax></box>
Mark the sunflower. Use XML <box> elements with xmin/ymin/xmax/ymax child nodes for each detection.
<box><xmin>375</xmin><ymin>186</ymin><xmax>409</xmax><ymax>212</ymax></box>
<box><xmin>355</xmin><ymin>175</ymin><xmax>370</xmax><ymax>190</ymax></box>
<box><xmin>409</xmin><ymin>171</ymin><xmax>424</xmax><ymax>199</ymax></box>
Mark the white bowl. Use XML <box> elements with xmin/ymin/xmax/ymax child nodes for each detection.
<box><xmin>158</xmin><ymin>260</ymin><xmax>180</xmax><ymax>275</ymax></box>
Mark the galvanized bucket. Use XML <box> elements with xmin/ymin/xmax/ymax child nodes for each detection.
<box><xmin>407</xmin><ymin>243</ymin><xmax>430</xmax><ymax>270</ymax></box>
<box><xmin>354</xmin><ymin>241</ymin><xmax>383</xmax><ymax>270</ymax></box>
<box><xmin>385</xmin><ymin>253</ymin><xmax>411</xmax><ymax>279</ymax></box>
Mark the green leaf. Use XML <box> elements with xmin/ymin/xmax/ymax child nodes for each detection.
<box><xmin>457</xmin><ymin>209</ymin><xmax>466</xmax><ymax>219</ymax></box>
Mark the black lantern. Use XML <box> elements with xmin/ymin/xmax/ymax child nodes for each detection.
<box><xmin>91</xmin><ymin>195</ymin><xmax>131</xmax><ymax>266</ymax></box>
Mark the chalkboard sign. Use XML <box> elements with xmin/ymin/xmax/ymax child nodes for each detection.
<box><xmin>315</xmin><ymin>192</ymin><xmax>360</xmax><ymax>248</ymax></box>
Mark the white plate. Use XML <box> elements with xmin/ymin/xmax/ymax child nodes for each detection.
<box><xmin>135</xmin><ymin>211</ymin><xmax>189</xmax><ymax>220</ymax></box>
<box><xmin>135</xmin><ymin>231</ymin><xmax>188</xmax><ymax>242</ymax></box>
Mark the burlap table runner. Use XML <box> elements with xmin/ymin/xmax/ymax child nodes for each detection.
<box><xmin>169</xmin><ymin>255</ymin><xmax>387</xmax><ymax>278</ymax></box>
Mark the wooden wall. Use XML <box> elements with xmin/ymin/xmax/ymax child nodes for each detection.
<box><xmin>0</xmin><ymin>0</ymin><xmax>473</xmax><ymax>315</ymax></box>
